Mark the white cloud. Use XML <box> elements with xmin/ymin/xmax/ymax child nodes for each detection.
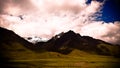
<box><xmin>0</xmin><ymin>0</ymin><xmax>120</xmax><ymax>44</ymax></box>
<box><xmin>79</xmin><ymin>21</ymin><xmax>120</xmax><ymax>44</ymax></box>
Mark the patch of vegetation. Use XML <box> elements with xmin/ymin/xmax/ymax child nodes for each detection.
<box><xmin>1</xmin><ymin>27</ymin><xmax>120</xmax><ymax>68</ymax></box>
<box><xmin>97</xmin><ymin>44</ymin><xmax>120</xmax><ymax>57</ymax></box>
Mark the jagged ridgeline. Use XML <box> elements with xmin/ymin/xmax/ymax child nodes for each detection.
<box><xmin>0</xmin><ymin>27</ymin><xmax>120</xmax><ymax>68</ymax></box>
<box><xmin>36</xmin><ymin>30</ymin><xmax>120</xmax><ymax>57</ymax></box>
<box><xmin>0</xmin><ymin>27</ymin><xmax>61</xmax><ymax>67</ymax></box>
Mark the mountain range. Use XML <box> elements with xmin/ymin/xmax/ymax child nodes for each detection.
<box><xmin>1</xmin><ymin>27</ymin><xmax>120</xmax><ymax>56</ymax></box>
<box><xmin>35</xmin><ymin>30</ymin><xmax>120</xmax><ymax>56</ymax></box>
<box><xmin>0</xmin><ymin>27</ymin><xmax>120</xmax><ymax>67</ymax></box>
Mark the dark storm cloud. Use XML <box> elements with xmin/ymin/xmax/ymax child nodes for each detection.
<box><xmin>0</xmin><ymin>0</ymin><xmax>34</xmax><ymax>14</ymax></box>
<box><xmin>0</xmin><ymin>0</ymin><xmax>10</xmax><ymax>14</ymax></box>
<box><xmin>11</xmin><ymin>0</ymin><xmax>35</xmax><ymax>10</ymax></box>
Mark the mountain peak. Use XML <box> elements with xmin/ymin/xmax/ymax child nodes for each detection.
<box><xmin>66</xmin><ymin>30</ymin><xmax>75</xmax><ymax>34</ymax></box>
<box><xmin>59</xmin><ymin>30</ymin><xmax>81</xmax><ymax>39</ymax></box>
<box><xmin>1</xmin><ymin>27</ymin><xmax>120</xmax><ymax>58</ymax></box>
<box><xmin>65</xmin><ymin>30</ymin><xmax>78</xmax><ymax>36</ymax></box>
<box><xmin>36</xmin><ymin>30</ymin><xmax>120</xmax><ymax>56</ymax></box>
<box><xmin>52</xmin><ymin>30</ymin><xmax>80</xmax><ymax>41</ymax></box>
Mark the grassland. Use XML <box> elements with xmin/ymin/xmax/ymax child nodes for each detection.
<box><xmin>1</xmin><ymin>44</ymin><xmax>120</xmax><ymax>68</ymax></box>
<box><xmin>1</xmin><ymin>26</ymin><xmax>120</xmax><ymax>68</ymax></box>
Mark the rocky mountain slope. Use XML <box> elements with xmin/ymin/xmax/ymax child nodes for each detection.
<box><xmin>36</xmin><ymin>30</ymin><xmax>120</xmax><ymax>57</ymax></box>
<box><xmin>0</xmin><ymin>27</ymin><xmax>120</xmax><ymax>68</ymax></box>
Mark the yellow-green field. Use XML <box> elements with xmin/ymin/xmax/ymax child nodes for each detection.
<box><xmin>2</xmin><ymin>50</ymin><xmax>120</xmax><ymax>68</ymax></box>
<box><xmin>4</xmin><ymin>56</ymin><xmax>120</xmax><ymax>68</ymax></box>
<box><xmin>1</xmin><ymin>27</ymin><xmax>120</xmax><ymax>68</ymax></box>
<box><xmin>1</xmin><ymin>41</ymin><xmax>120</xmax><ymax>68</ymax></box>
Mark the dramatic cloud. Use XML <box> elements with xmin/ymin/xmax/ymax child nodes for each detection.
<box><xmin>0</xmin><ymin>0</ymin><xmax>120</xmax><ymax>44</ymax></box>
<box><xmin>80</xmin><ymin>21</ymin><xmax>120</xmax><ymax>44</ymax></box>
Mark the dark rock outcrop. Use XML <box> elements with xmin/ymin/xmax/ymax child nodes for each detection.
<box><xmin>36</xmin><ymin>30</ymin><xmax>120</xmax><ymax>57</ymax></box>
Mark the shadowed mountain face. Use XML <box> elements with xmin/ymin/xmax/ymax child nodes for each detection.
<box><xmin>0</xmin><ymin>27</ymin><xmax>120</xmax><ymax>68</ymax></box>
<box><xmin>0</xmin><ymin>28</ymin><xmax>26</xmax><ymax>57</ymax></box>
<box><xmin>36</xmin><ymin>30</ymin><xmax>120</xmax><ymax>57</ymax></box>
<box><xmin>0</xmin><ymin>27</ymin><xmax>43</xmax><ymax>67</ymax></box>
<box><xmin>0</xmin><ymin>27</ymin><xmax>120</xmax><ymax>59</ymax></box>
<box><xmin>0</xmin><ymin>27</ymin><xmax>42</xmax><ymax>51</ymax></box>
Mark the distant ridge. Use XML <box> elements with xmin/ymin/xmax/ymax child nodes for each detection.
<box><xmin>36</xmin><ymin>30</ymin><xmax>120</xmax><ymax>57</ymax></box>
<box><xmin>0</xmin><ymin>27</ymin><xmax>120</xmax><ymax>58</ymax></box>
<box><xmin>0</xmin><ymin>27</ymin><xmax>40</xmax><ymax>51</ymax></box>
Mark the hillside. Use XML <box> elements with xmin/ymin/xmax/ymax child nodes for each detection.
<box><xmin>36</xmin><ymin>30</ymin><xmax>120</xmax><ymax>57</ymax></box>
<box><xmin>0</xmin><ymin>27</ymin><xmax>120</xmax><ymax>68</ymax></box>
<box><xmin>0</xmin><ymin>27</ymin><xmax>65</xmax><ymax>67</ymax></box>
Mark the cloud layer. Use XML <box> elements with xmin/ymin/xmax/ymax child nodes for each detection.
<box><xmin>0</xmin><ymin>0</ymin><xmax>120</xmax><ymax>44</ymax></box>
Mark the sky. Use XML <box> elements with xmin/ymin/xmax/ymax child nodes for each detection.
<box><xmin>0</xmin><ymin>0</ymin><xmax>120</xmax><ymax>44</ymax></box>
